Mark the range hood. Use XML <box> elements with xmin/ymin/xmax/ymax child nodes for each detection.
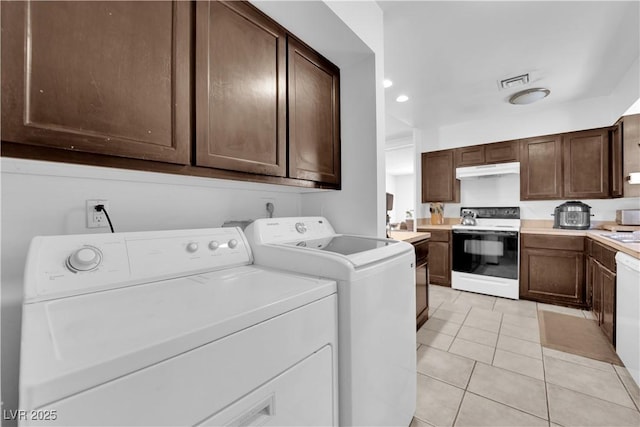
<box><xmin>456</xmin><ymin>162</ymin><xmax>520</xmax><ymax>180</ymax></box>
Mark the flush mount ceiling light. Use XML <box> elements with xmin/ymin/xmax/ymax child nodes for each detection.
<box><xmin>383</xmin><ymin>79</ymin><xmax>393</xmax><ymax>88</ymax></box>
<box><xmin>396</xmin><ymin>95</ymin><xmax>409</xmax><ymax>103</ymax></box>
<box><xmin>509</xmin><ymin>88</ymin><xmax>550</xmax><ymax>105</ymax></box>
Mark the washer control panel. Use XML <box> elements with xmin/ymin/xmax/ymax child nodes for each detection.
<box><xmin>25</xmin><ymin>227</ymin><xmax>252</xmax><ymax>303</ymax></box>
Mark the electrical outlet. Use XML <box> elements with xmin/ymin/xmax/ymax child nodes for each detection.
<box><xmin>86</xmin><ymin>200</ymin><xmax>110</xmax><ymax>228</ymax></box>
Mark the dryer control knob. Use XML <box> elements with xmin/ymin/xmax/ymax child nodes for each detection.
<box><xmin>208</xmin><ymin>241</ymin><xmax>219</xmax><ymax>251</ymax></box>
<box><xmin>186</xmin><ymin>242</ymin><xmax>199</xmax><ymax>253</ymax></box>
<box><xmin>67</xmin><ymin>247</ymin><xmax>102</xmax><ymax>272</ymax></box>
<box><xmin>295</xmin><ymin>222</ymin><xmax>307</xmax><ymax>234</ymax></box>
<box><xmin>228</xmin><ymin>239</ymin><xmax>238</xmax><ymax>249</ymax></box>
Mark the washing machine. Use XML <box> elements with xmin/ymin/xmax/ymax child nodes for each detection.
<box><xmin>18</xmin><ymin>227</ymin><xmax>337</xmax><ymax>426</ymax></box>
<box><xmin>244</xmin><ymin>217</ymin><xmax>416</xmax><ymax>427</ymax></box>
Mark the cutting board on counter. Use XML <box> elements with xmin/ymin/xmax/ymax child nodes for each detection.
<box><xmin>599</xmin><ymin>224</ymin><xmax>640</xmax><ymax>232</ymax></box>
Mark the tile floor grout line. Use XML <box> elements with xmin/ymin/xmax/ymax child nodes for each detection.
<box><xmin>546</xmin><ymin>380</ymin><xmax>640</xmax><ymax>412</ymax></box>
<box><xmin>540</xmin><ymin>334</ymin><xmax>552</xmax><ymax>425</ymax></box>
<box><xmin>612</xmin><ymin>367</ymin><xmax>640</xmax><ymax>412</ymax></box>
<box><xmin>490</xmin><ymin>312</ymin><xmax>505</xmax><ymax>366</ymax></box>
<box><xmin>463</xmin><ymin>389</ymin><xmax>552</xmax><ymax>423</ymax></box>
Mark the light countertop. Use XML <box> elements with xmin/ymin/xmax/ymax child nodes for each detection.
<box><xmin>388</xmin><ymin>231</ymin><xmax>431</xmax><ymax>244</ymax></box>
<box><xmin>521</xmin><ymin>227</ymin><xmax>640</xmax><ymax>259</ymax></box>
<box><xmin>416</xmin><ymin>225</ymin><xmax>452</xmax><ymax>231</ymax></box>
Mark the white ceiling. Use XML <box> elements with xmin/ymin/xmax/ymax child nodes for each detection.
<box><xmin>379</xmin><ymin>1</ymin><xmax>640</xmax><ymax>139</ymax></box>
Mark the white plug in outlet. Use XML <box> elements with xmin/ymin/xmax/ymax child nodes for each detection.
<box><xmin>86</xmin><ymin>200</ymin><xmax>110</xmax><ymax>228</ymax></box>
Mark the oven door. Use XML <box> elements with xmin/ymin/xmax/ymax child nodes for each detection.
<box><xmin>452</xmin><ymin>229</ymin><xmax>519</xmax><ymax>280</ymax></box>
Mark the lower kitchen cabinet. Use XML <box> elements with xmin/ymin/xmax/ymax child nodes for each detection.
<box><xmin>414</xmin><ymin>239</ymin><xmax>430</xmax><ymax>329</ymax></box>
<box><xmin>520</xmin><ymin>234</ymin><xmax>586</xmax><ymax>308</ymax></box>
<box><xmin>425</xmin><ymin>230</ymin><xmax>451</xmax><ymax>287</ymax></box>
<box><xmin>587</xmin><ymin>238</ymin><xmax>617</xmax><ymax>346</ymax></box>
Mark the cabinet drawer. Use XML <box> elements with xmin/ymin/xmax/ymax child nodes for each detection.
<box><xmin>414</xmin><ymin>239</ymin><xmax>429</xmax><ymax>265</ymax></box>
<box><xmin>521</xmin><ymin>234</ymin><xmax>584</xmax><ymax>251</ymax></box>
<box><xmin>591</xmin><ymin>240</ymin><xmax>617</xmax><ymax>272</ymax></box>
<box><xmin>425</xmin><ymin>230</ymin><xmax>450</xmax><ymax>243</ymax></box>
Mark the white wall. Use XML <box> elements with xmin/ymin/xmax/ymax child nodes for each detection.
<box><xmin>442</xmin><ymin>174</ymin><xmax>640</xmax><ymax>221</ymax></box>
<box><xmin>390</xmin><ymin>174</ymin><xmax>415</xmax><ymax>224</ymax></box>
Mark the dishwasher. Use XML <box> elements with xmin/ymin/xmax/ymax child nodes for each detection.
<box><xmin>616</xmin><ymin>251</ymin><xmax>640</xmax><ymax>387</ymax></box>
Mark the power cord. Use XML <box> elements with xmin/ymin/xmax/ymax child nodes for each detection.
<box><xmin>94</xmin><ymin>204</ymin><xmax>115</xmax><ymax>233</ymax></box>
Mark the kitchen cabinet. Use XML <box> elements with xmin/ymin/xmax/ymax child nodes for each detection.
<box><xmin>421</xmin><ymin>150</ymin><xmax>460</xmax><ymax>203</ymax></box>
<box><xmin>1</xmin><ymin>0</ymin><xmax>342</xmax><ymax>190</ymax></box>
<box><xmin>485</xmin><ymin>140</ymin><xmax>519</xmax><ymax>163</ymax></box>
<box><xmin>610</xmin><ymin>120</ymin><xmax>624</xmax><ymax>198</ymax></box>
<box><xmin>414</xmin><ymin>239</ymin><xmax>430</xmax><ymax>329</ymax></box>
<box><xmin>520</xmin><ymin>135</ymin><xmax>564</xmax><ymax>200</ymax></box>
<box><xmin>288</xmin><ymin>36</ymin><xmax>341</xmax><ymax>185</ymax></box>
<box><xmin>455</xmin><ymin>146</ymin><xmax>485</xmax><ymax>167</ymax></box>
<box><xmin>563</xmin><ymin>128</ymin><xmax>610</xmax><ymax>199</ymax></box>
<box><xmin>454</xmin><ymin>140</ymin><xmax>518</xmax><ymax>168</ymax></box>
<box><xmin>586</xmin><ymin>238</ymin><xmax>617</xmax><ymax>346</ymax></box>
<box><xmin>520</xmin><ymin>234</ymin><xmax>586</xmax><ymax>308</ymax></box>
<box><xmin>426</xmin><ymin>230</ymin><xmax>452</xmax><ymax>287</ymax></box>
<box><xmin>1</xmin><ymin>1</ymin><xmax>191</xmax><ymax>165</ymax></box>
<box><xmin>195</xmin><ymin>1</ymin><xmax>287</xmax><ymax>176</ymax></box>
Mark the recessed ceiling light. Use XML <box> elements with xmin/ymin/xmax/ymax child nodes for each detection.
<box><xmin>509</xmin><ymin>88</ymin><xmax>550</xmax><ymax>105</ymax></box>
<box><xmin>396</xmin><ymin>95</ymin><xmax>409</xmax><ymax>103</ymax></box>
<box><xmin>383</xmin><ymin>79</ymin><xmax>393</xmax><ymax>88</ymax></box>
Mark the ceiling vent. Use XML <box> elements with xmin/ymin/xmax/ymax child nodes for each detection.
<box><xmin>499</xmin><ymin>74</ymin><xmax>529</xmax><ymax>90</ymax></box>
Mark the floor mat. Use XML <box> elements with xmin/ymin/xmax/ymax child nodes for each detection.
<box><xmin>538</xmin><ymin>310</ymin><xmax>623</xmax><ymax>366</ymax></box>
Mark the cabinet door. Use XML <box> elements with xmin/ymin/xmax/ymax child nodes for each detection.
<box><xmin>1</xmin><ymin>1</ymin><xmax>191</xmax><ymax>164</ymax></box>
<box><xmin>455</xmin><ymin>146</ymin><xmax>485</xmax><ymax>167</ymax></box>
<box><xmin>195</xmin><ymin>1</ymin><xmax>287</xmax><ymax>176</ymax></box>
<box><xmin>288</xmin><ymin>36</ymin><xmax>341</xmax><ymax>184</ymax></box>
<box><xmin>601</xmin><ymin>266</ymin><xmax>616</xmax><ymax>345</ymax></box>
<box><xmin>563</xmin><ymin>129</ymin><xmax>610</xmax><ymax>199</ymax></box>
<box><xmin>520</xmin><ymin>135</ymin><xmax>563</xmax><ymax>200</ymax></box>
<box><xmin>485</xmin><ymin>140</ymin><xmax>519</xmax><ymax>164</ymax></box>
<box><xmin>520</xmin><ymin>247</ymin><xmax>585</xmax><ymax>307</ymax></box>
<box><xmin>428</xmin><ymin>241</ymin><xmax>451</xmax><ymax>287</ymax></box>
<box><xmin>611</xmin><ymin>122</ymin><xmax>623</xmax><ymax>198</ymax></box>
<box><xmin>421</xmin><ymin>150</ymin><xmax>459</xmax><ymax>202</ymax></box>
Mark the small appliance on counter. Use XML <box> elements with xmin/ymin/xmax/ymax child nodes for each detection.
<box><xmin>616</xmin><ymin>209</ymin><xmax>640</xmax><ymax>226</ymax></box>
<box><xmin>553</xmin><ymin>201</ymin><xmax>593</xmax><ymax>230</ymax></box>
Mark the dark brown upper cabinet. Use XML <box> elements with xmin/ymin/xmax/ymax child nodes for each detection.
<box><xmin>485</xmin><ymin>140</ymin><xmax>519</xmax><ymax>164</ymax></box>
<box><xmin>1</xmin><ymin>1</ymin><xmax>191</xmax><ymax>165</ymax></box>
<box><xmin>195</xmin><ymin>1</ymin><xmax>287</xmax><ymax>177</ymax></box>
<box><xmin>610</xmin><ymin>120</ymin><xmax>624</xmax><ymax>198</ymax></box>
<box><xmin>455</xmin><ymin>140</ymin><xmax>518</xmax><ymax>168</ymax></box>
<box><xmin>421</xmin><ymin>150</ymin><xmax>460</xmax><ymax>203</ymax></box>
<box><xmin>520</xmin><ymin>135</ymin><xmax>563</xmax><ymax>200</ymax></box>
<box><xmin>455</xmin><ymin>146</ymin><xmax>485</xmax><ymax>167</ymax></box>
<box><xmin>563</xmin><ymin>128</ymin><xmax>610</xmax><ymax>199</ymax></box>
<box><xmin>287</xmin><ymin>36</ymin><xmax>341</xmax><ymax>185</ymax></box>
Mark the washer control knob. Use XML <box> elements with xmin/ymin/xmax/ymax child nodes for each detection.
<box><xmin>228</xmin><ymin>239</ymin><xmax>238</xmax><ymax>249</ymax></box>
<box><xmin>186</xmin><ymin>242</ymin><xmax>199</xmax><ymax>253</ymax></box>
<box><xmin>295</xmin><ymin>222</ymin><xmax>307</xmax><ymax>234</ymax></box>
<box><xmin>67</xmin><ymin>247</ymin><xmax>102</xmax><ymax>272</ymax></box>
<box><xmin>208</xmin><ymin>241</ymin><xmax>219</xmax><ymax>251</ymax></box>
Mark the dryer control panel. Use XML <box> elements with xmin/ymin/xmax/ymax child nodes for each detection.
<box><xmin>24</xmin><ymin>227</ymin><xmax>252</xmax><ymax>303</ymax></box>
<box><xmin>247</xmin><ymin>217</ymin><xmax>336</xmax><ymax>244</ymax></box>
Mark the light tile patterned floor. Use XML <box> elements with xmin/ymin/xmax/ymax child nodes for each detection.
<box><xmin>414</xmin><ymin>285</ymin><xmax>640</xmax><ymax>427</ymax></box>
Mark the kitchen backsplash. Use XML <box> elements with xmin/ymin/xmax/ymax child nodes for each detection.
<box><xmin>420</xmin><ymin>174</ymin><xmax>640</xmax><ymax>221</ymax></box>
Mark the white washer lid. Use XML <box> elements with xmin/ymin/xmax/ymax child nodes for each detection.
<box><xmin>19</xmin><ymin>265</ymin><xmax>336</xmax><ymax>410</ymax></box>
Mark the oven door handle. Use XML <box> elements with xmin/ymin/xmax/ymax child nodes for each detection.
<box><xmin>453</xmin><ymin>230</ymin><xmax>518</xmax><ymax>237</ymax></box>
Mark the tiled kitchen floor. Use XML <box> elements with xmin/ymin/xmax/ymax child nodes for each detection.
<box><xmin>412</xmin><ymin>285</ymin><xmax>640</xmax><ymax>427</ymax></box>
